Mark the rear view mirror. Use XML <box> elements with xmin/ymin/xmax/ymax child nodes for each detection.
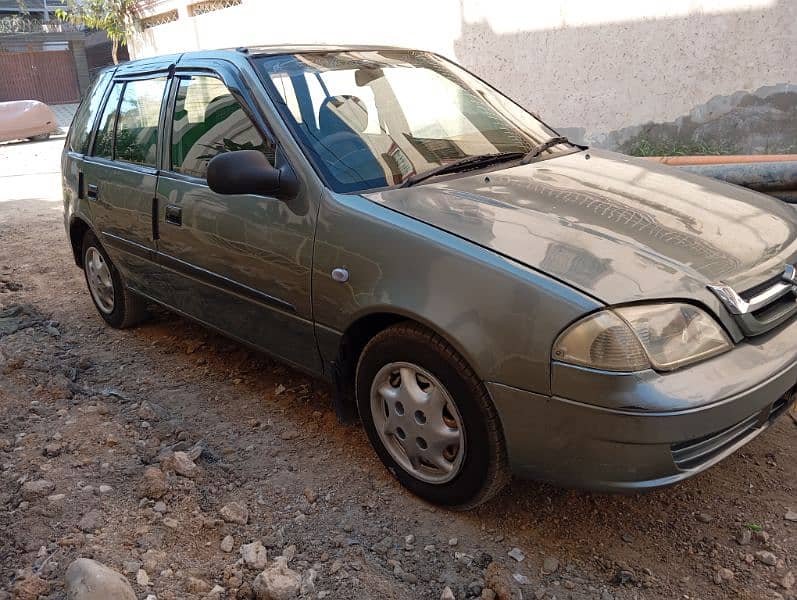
<box><xmin>207</xmin><ymin>150</ymin><xmax>298</xmax><ymax>200</ymax></box>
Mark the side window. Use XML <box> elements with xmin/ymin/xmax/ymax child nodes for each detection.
<box><xmin>115</xmin><ymin>78</ymin><xmax>167</xmax><ymax>167</ymax></box>
<box><xmin>93</xmin><ymin>82</ymin><xmax>123</xmax><ymax>160</ymax></box>
<box><xmin>68</xmin><ymin>70</ymin><xmax>112</xmax><ymax>154</ymax></box>
<box><xmin>171</xmin><ymin>75</ymin><xmax>275</xmax><ymax>179</ymax></box>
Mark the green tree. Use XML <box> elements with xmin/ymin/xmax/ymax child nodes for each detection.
<box><xmin>55</xmin><ymin>0</ymin><xmax>136</xmax><ymax>64</ymax></box>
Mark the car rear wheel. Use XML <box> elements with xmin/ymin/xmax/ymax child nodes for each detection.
<box><xmin>356</xmin><ymin>322</ymin><xmax>510</xmax><ymax>509</ymax></box>
<box><xmin>82</xmin><ymin>231</ymin><xmax>148</xmax><ymax>329</ymax></box>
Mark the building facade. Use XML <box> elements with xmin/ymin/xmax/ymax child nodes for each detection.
<box><xmin>127</xmin><ymin>0</ymin><xmax>796</xmax><ymax>153</ymax></box>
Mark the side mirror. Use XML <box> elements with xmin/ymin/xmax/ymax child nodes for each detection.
<box><xmin>207</xmin><ymin>150</ymin><xmax>298</xmax><ymax>200</ymax></box>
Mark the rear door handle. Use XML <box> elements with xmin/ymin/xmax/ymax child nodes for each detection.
<box><xmin>165</xmin><ymin>204</ymin><xmax>182</xmax><ymax>226</ymax></box>
<box><xmin>87</xmin><ymin>184</ymin><xmax>99</xmax><ymax>201</ymax></box>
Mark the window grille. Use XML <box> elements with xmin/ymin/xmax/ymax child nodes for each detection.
<box><xmin>138</xmin><ymin>9</ymin><xmax>179</xmax><ymax>30</ymax></box>
<box><xmin>189</xmin><ymin>0</ymin><xmax>242</xmax><ymax>17</ymax></box>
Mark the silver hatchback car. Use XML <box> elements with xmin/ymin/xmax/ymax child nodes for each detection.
<box><xmin>63</xmin><ymin>46</ymin><xmax>797</xmax><ymax>508</ymax></box>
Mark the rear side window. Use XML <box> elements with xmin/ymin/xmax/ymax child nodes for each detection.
<box><xmin>68</xmin><ymin>70</ymin><xmax>112</xmax><ymax>154</ymax></box>
<box><xmin>93</xmin><ymin>82</ymin><xmax>123</xmax><ymax>160</ymax></box>
<box><xmin>92</xmin><ymin>77</ymin><xmax>167</xmax><ymax>167</ymax></box>
<box><xmin>170</xmin><ymin>75</ymin><xmax>275</xmax><ymax>179</ymax></box>
<box><xmin>115</xmin><ymin>78</ymin><xmax>167</xmax><ymax>167</ymax></box>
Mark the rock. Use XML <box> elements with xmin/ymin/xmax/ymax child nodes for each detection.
<box><xmin>485</xmin><ymin>562</ymin><xmax>516</xmax><ymax>600</ymax></box>
<box><xmin>221</xmin><ymin>535</ymin><xmax>235</xmax><ymax>553</ymax></box>
<box><xmin>782</xmin><ymin>571</ymin><xmax>795</xmax><ymax>590</ymax></box>
<box><xmin>64</xmin><ymin>558</ymin><xmax>136</xmax><ymax>600</ymax></box>
<box><xmin>153</xmin><ymin>501</ymin><xmax>167</xmax><ymax>513</ymax></box>
<box><xmin>508</xmin><ymin>548</ymin><xmax>525</xmax><ymax>562</ymax></box>
<box><xmin>185</xmin><ymin>576</ymin><xmax>211</xmax><ymax>594</ymax></box>
<box><xmin>241</xmin><ymin>541</ymin><xmax>269</xmax><ymax>570</ymax></box>
<box><xmin>252</xmin><ymin>557</ymin><xmax>301</xmax><ymax>600</ymax></box>
<box><xmin>139</xmin><ymin>466</ymin><xmax>167</xmax><ymax>499</ymax></box>
<box><xmin>713</xmin><ymin>568</ymin><xmax>734</xmax><ymax>584</ymax></box>
<box><xmin>43</xmin><ymin>442</ymin><xmax>63</xmax><ymax>457</ymax></box>
<box><xmin>48</xmin><ymin>493</ymin><xmax>66</xmax><ymax>503</ymax></box>
<box><xmin>280</xmin><ymin>429</ymin><xmax>299</xmax><ymax>441</ymax></box>
<box><xmin>448</xmin><ymin>537</ymin><xmax>458</xmax><ymax>547</ymax></box>
<box><xmin>303</xmin><ymin>488</ymin><xmax>317</xmax><ymax>504</ymax></box>
<box><xmin>136</xmin><ymin>569</ymin><xmax>150</xmax><ymax>586</ymax></box>
<box><xmin>220</xmin><ymin>501</ymin><xmax>248</xmax><ymax>525</ymax></box>
<box><xmin>98</xmin><ymin>485</ymin><xmax>112</xmax><ymax>495</ymax></box>
<box><xmin>441</xmin><ymin>586</ymin><xmax>456</xmax><ymax>600</ymax></box>
<box><xmin>164</xmin><ymin>451</ymin><xmax>201</xmax><ymax>479</ymax></box>
<box><xmin>162</xmin><ymin>517</ymin><xmax>179</xmax><ymax>529</ymax></box>
<box><xmin>785</xmin><ymin>509</ymin><xmax>797</xmax><ymax>522</ymax></box>
<box><xmin>20</xmin><ymin>479</ymin><xmax>54</xmax><ymax>500</ymax></box>
<box><xmin>513</xmin><ymin>573</ymin><xmax>530</xmax><ymax>585</ymax></box>
<box><xmin>481</xmin><ymin>589</ymin><xmax>497</xmax><ymax>600</ymax></box>
<box><xmin>696</xmin><ymin>512</ymin><xmax>712</xmax><ymax>523</ymax></box>
<box><xmin>137</xmin><ymin>401</ymin><xmax>167</xmax><ymax>421</ymax></box>
<box><xmin>756</xmin><ymin>551</ymin><xmax>778</xmax><ymax>566</ymax></box>
<box><xmin>542</xmin><ymin>556</ymin><xmax>559</xmax><ymax>574</ymax></box>
<box><xmin>736</xmin><ymin>528</ymin><xmax>752</xmax><ymax>545</ymax></box>
<box><xmin>141</xmin><ymin>549</ymin><xmax>167</xmax><ymax>573</ymax></box>
<box><xmin>11</xmin><ymin>569</ymin><xmax>48</xmax><ymax>600</ymax></box>
<box><xmin>207</xmin><ymin>584</ymin><xmax>225</xmax><ymax>598</ymax></box>
<box><xmin>78</xmin><ymin>509</ymin><xmax>102</xmax><ymax>532</ymax></box>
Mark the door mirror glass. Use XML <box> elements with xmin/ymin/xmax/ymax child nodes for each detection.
<box><xmin>207</xmin><ymin>149</ymin><xmax>296</xmax><ymax>199</ymax></box>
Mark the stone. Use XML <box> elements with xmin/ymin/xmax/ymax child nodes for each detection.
<box><xmin>221</xmin><ymin>535</ymin><xmax>235</xmax><ymax>553</ymax></box>
<box><xmin>207</xmin><ymin>584</ymin><xmax>225</xmax><ymax>598</ymax></box>
<box><xmin>481</xmin><ymin>589</ymin><xmax>497</xmax><ymax>600</ymax></box>
<box><xmin>448</xmin><ymin>537</ymin><xmax>458</xmax><ymax>547</ymax></box>
<box><xmin>303</xmin><ymin>488</ymin><xmax>317</xmax><ymax>503</ymax></box>
<box><xmin>166</xmin><ymin>451</ymin><xmax>201</xmax><ymax>479</ymax></box>
<box><xmin>542</xmin><ymin>556</ymin><xmax>559</xmax><ymax>574</ymax></box>
<box><xmin>64</xmin><ymin>558</ymin><xmax>136</xmax><ymax>600</ymax></box>
<box><xmin>153</xmin><ymin>501</ymin><xmax>167</xmax><ymax>513</ymax></box>
<box><xmin>241</xmin><ymin>540</ymin><xmax>269</xmax><ymax>570</ymax></box>
<box><xmin>44</xmin><ymin>442</ymin><xmax>63</xmax><ymax>457</ymax></box>
<box><xmin>20</xmin><ymin>479</ymin><xmax>54</xmax><ymax>500</ymax></box>
<box><xmin>78</xmin><ymin>509</ymin><xmax>102</xmax><ymax>532</ymax></box>
<box><xmin>713</xmin><ymin>568</ymin><xmax>734</xmax><ymax>584</ymax></box>
<box><xmin>186</xmin><ymin>576</ymin><xmax>211</xmax><ymax>594</ymax></box>
<box><xmin>513</xmin><ymin>573</ymin><xmax>531</xmax><ymax>585</ymax></box>
<box><xmin>98</xmin><ymin>485</ymin><xmax>113</xmax><ymax>495</ymax></box>
<box><xmin>441</xmin><ymin>586</ymin><xmax>456</xmax><ymax>600</ymax></box>
<box><xmin>220</xmin><ymin>501</ymin><xmax>249</xmax><ymax>525</ymax></box>
<box><xmin>785</xmin><ymin>509</ymin><xmax>797</xmax><ymax>522</ymax></box>
<box><xmin>696</xmin><ymin>512</ymin><xmax>712</xmax><ymax>523</ymax></box>
<box><xmin>11</xmin><ymin>569</ymin><xmax>48</xmax><ymax>600</ymax></box>
<box><xmin>782</xmin><ymin>571</ymin><xmax>795</xmax><ymax>590</ymax></box>
<box><xmin>136</xmin><ymin>569</ymin><xmax>150</xmax><ymax>586</ymax></box>
<box><xmin>485</xmin><ymin>562</ymin><xmax>516</xmax><ymax>600</ymax></box>
<box><xmin>162</xmin><ymin>517</ymin><xmax>179</xmax><ymax>529</ymax></box>
<box><xmin>139</xmin><ymin>466</ymin><xmax>168</xmax><ymax>499</ymax></box>
<box><xmin>756</xmin><ymin>551</ymin><xmax>778</xmax><ymax>566</ymax></box>
<box><xmin>508</xmin><ymin>548</ymin><xmax>525</xmax><ymax>562</ymax></box>
<box><xmin>736</xmin><ymin>528</ymin><xmax>752</xmax><ymax>546</ymax></box>
<box><xmin>252</xmin><ymin>557</ymin><xmax>302</xmax><ymax>600</ymax></box>
<box><xmin>142</xmin><ymin>549</ymin><xmax>167</xmax><ymax>573</ymax></box>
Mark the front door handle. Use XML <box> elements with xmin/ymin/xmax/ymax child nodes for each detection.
<box><xmin>165</xmin><ymin>204</ymin><xmax>182</xmax><ymax>226</ymax></box>
<box><xmin>87</xmin><ymin>184</ymin><xmax>99</xmax><ymax>201</ymax></box>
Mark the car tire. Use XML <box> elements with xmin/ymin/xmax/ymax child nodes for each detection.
<box><xmin>82</xmin><ymin>231</ymin><xmax>148</xmax><ymax>329</ymax></box>
<box><xmin>356</xmin><ymin>322</ymin><xmax>510</xmax><ymax>509</ymax></box>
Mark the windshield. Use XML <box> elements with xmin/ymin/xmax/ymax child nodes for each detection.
<box><xmin>254</xmin><ymin>50</ymin><xmax>568</xmax><ymax>193</ymax></box>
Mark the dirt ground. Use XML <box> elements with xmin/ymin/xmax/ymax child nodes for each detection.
<box><xmin>0</xmin><ymin>136</ymin><xmax>795</xmax><ymax>600</ymax></box>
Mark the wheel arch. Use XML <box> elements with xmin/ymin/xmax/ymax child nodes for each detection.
<box><xmin>68</xmin><ymin>216</ymin><xmax>93</xmax><ymax>268</ymax></box>
<box><xmin>331</xmin><ymin>308</ymin><xmax>484</xmax><ymax>423</ymax></box>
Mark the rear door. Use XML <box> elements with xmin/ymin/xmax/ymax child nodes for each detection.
<box><xmin>152</xmin><ymin>65</ymin><xmax>320</xmax><ymax>372</ymax></box>
<box><xmin>81</xmin><ymin>74</ymin><xmax>169</xmax><ymax>296</ymax></box>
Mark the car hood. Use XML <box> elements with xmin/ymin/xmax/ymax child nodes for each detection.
<box><xmin>363</xmin><ymin>149</ymin><xmax>797</xmax><ymax>305</ymax></box>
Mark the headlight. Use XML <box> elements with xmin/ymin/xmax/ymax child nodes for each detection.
<box><xmin>553</xmin><ymin>303</ymin><xmax>732</xmax><ymax>372</ymax></box>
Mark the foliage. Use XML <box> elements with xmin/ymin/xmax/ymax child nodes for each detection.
<box><xmin>625</xmin><ymin>137</ymin><xmax>738</xmax><ymax>158</ymax></box>
<box><xmin>55</xmin><ymin>0</ymin><xmax>137</xmax><ymax>64</ymax></box>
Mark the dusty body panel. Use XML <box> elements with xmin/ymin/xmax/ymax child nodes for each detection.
<box><xmin>0</xmin><ymin>100</ymin><xmax>59</xmax><ymax>142</ymax></box>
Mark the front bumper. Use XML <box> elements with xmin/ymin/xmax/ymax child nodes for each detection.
<box><xmin>488</xmin><ymin>315</ymin><xmax>797</xmax><ymax>491</ymax></box>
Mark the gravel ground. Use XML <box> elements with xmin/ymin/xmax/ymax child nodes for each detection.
<box><xmin>0</xmin><ymin>137</ymin><xmax>795</xmax><ymax>599</ymax></box>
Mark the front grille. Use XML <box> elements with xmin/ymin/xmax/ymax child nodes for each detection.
<box><xmin>671</xmin><ymin>387</ymin><xmax>796</xmax><ymax>470</ymax></box>
<box><xmin>708</xmin><ymin>265</ymin><xmax>797</xmax><ymax>336</ymax></box>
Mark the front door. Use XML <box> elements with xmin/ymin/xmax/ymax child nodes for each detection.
<box><xmin>153</xmin><ymin>72</ymin><xmax>319</xmax><ymax>372</ymax></box>
<box><xmin>82</xmin><ymin>75</ymin><xmax>168</xmax><ymax>296</ymax></box>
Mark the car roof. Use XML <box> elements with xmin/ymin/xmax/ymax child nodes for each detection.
<box><xmin>113</xmin><ymin>44</ymin><xmax>416</xmax><ymax>75</ymax></box>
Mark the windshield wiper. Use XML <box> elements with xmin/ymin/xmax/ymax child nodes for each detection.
<box><xmin>400</xmin><ymin>152</ymin><xmax>524</xmax><ymax>188</ymax></box>
<box><xmin>519</xmin><ymin>136</ymin><xmax>571</xmax><ymax>165</ymax></box>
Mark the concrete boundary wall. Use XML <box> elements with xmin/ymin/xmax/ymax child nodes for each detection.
<box><xmin>129</xmin><ymin>0</ymin><xmax>797</xmax><ymax>152</ymax></box>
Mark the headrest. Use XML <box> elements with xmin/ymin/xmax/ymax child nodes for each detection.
<box><xmin>319</xmin><ymin>95</ymin><xmax>369</xmax><ymax>134</ymax></box>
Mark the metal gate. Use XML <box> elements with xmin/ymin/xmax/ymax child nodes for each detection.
<box><xmin>0</xmin><ymin>50</ymin><xmax>80</xmax><ymax>104</ymax></box>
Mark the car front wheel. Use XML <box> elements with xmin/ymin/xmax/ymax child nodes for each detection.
<box><xmin>356</xmin><ymin>322</ymin><xmax>510</xmax><ymax>509</ymax></box>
